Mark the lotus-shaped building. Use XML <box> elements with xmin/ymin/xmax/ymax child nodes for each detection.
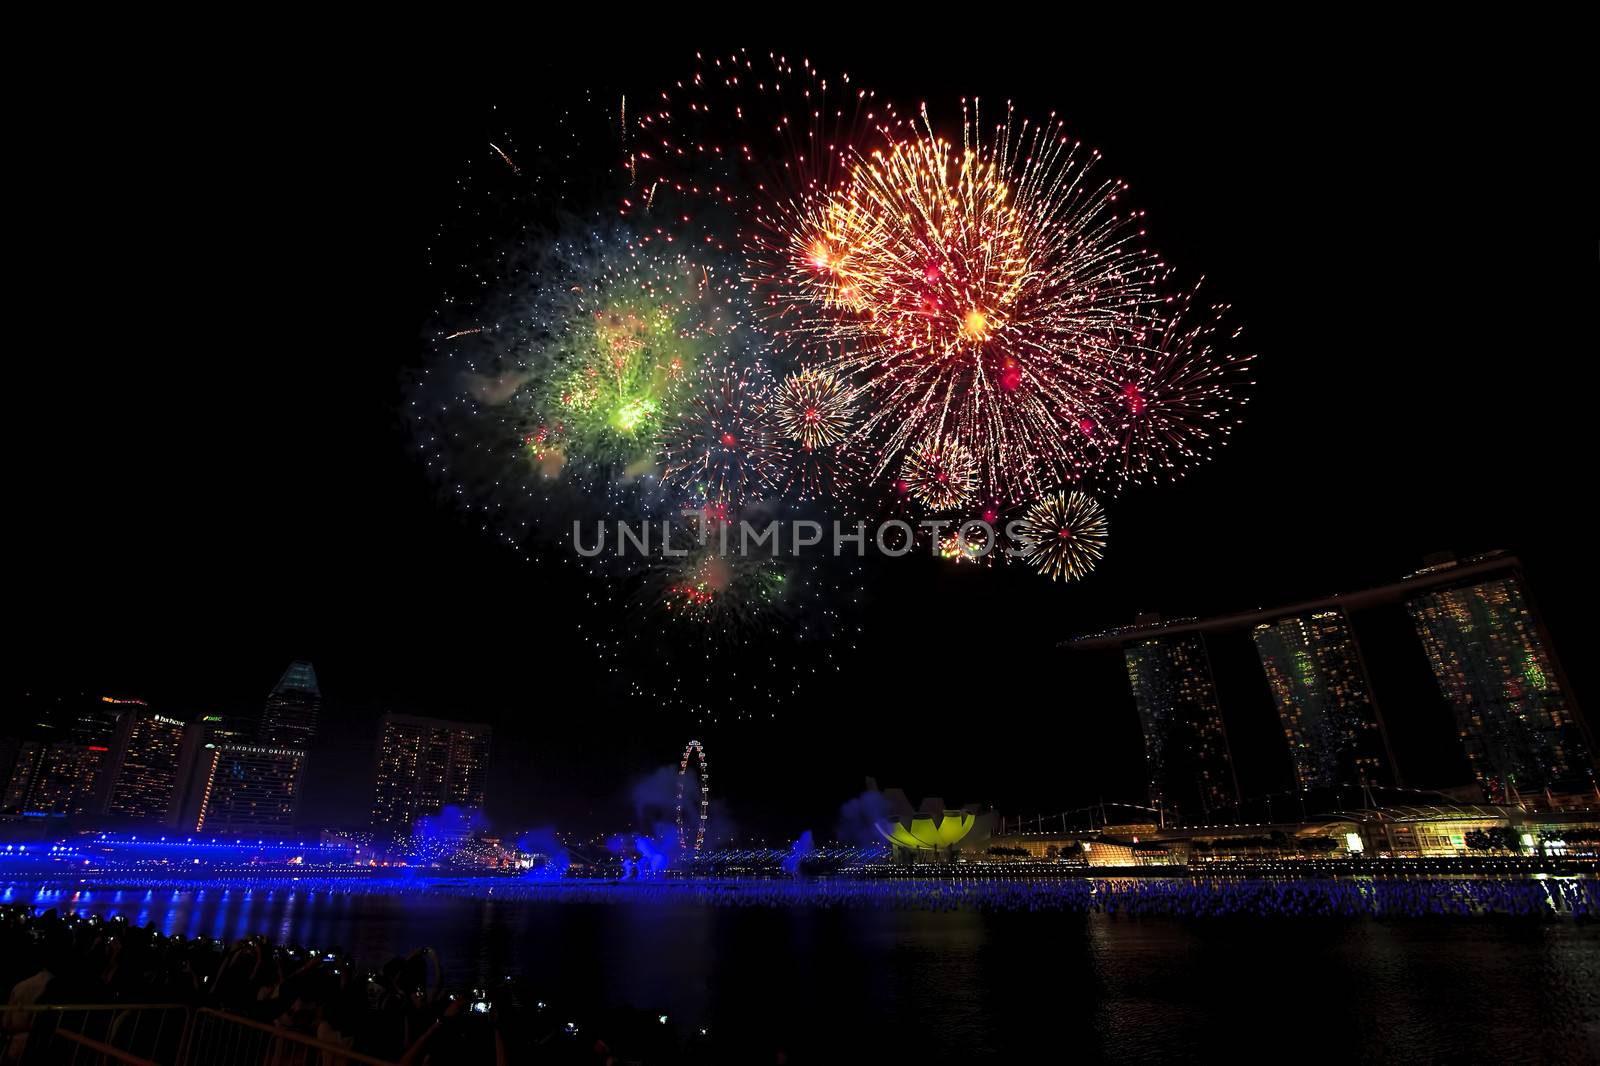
<box><xmin>871</xmin><ymin>785</ymin><xmax>993</xmax><ymax>861</ymax></box>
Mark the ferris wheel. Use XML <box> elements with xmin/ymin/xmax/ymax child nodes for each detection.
<box><xmin>676</xmin><ymin>739</ymin><xmax>710</xmax><ymax>858</ymax></box>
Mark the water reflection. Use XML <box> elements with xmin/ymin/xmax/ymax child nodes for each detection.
<box><xmin>5</xmin><ymin>881</ymin><xmax>1597</xmax><ymax>1062</ymax></box>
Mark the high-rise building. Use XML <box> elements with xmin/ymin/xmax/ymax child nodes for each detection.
<box><xmin>103</xmin><ymin>705</ymin><xmax>188</xmax><ymax>821</ymax></box>
<box><xmin>170</xmin><ymin>715</ymin><xmax>248</xmax><ymax>829</ymax></box>
<box><xmin>73</xmin><ymin>699</ymin><xmax>122</xmax><ymax>750</ymax></box>
<box><xmin>0</xmin><ymin>737</ymin><xmax>22</xmax><ymax>801</ymax></box>
<box><xmin>1122</xmin><ymin>634</ymin><xmax>1239</xmax><ymax>819</ymax></box>
<box><xmin>1407</xmin><ymin>570</ymin><xmax>1594</xmax><ymax>802</ymax></box>
<box><xmin>17</xmin><ymin>692</ymin><xmax>123</xmax><ymax>750</ymax></box>
<box><xmin>259</xmin><ymin>661</ymin><xmax>321</xmax><ymax>750</ymax></box>
<box><xmin>1253</xmin><ymin>609</ymin><xmax>1395</xmax><ymax>790</ymax></box>
<box><xmin>181</xmin><ymin>662</ymin><xmax>322</xmax><ymax>829</ymax></box>
<box><xmin>192</xmin><ymin>743</ymin><xmax>306</xmax><ymax>831</ymax></box>
<box><xmin>372</xmin><ymin>714</ymin><xmax>492</xmax><ymax>838</ymax></box>
<box><xmin>0</xmin><ymin>694</ymin><xmax>124</xmax><ymax>816</ymax></box>
<box><xmin>1071</xmin><ymin>552</ymin><xmax>1591</xmax><ymax>812</ymax></box>
<box><xmin>16</xmin><ymin>743</ymin><xmax>111</xmax><ymax>815</ymax></box>
<box><xmin>2</xmin><ymin>741</ymin><xmax>46</xmax><ymax>812</ymax></box>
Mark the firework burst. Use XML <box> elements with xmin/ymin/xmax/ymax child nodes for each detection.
<box><xmin>540</xmin><ymin>293</ymin><xmax>698</xmax><ymax>469</ymax></box>
<box><xmin>771</xmin><ymin>366</ymin><xmax>856</xmax><ymax>448</ymax></box>
<box><xmin>1101</xmin><ymin>281</ymin><xmax>1254</xmax><ymax>486</ymax></box>
<box><xmin>938</xmin><ymin>527</ymin><xmax>994</xmax><ymax>565</ymax></box>
<box><xmin>528</xmin><ymin>239</ymin><xmax>756</xmax><ymax>482</ymax></box>
<box><xmin>768</xmin><ymin>436</ymin><xmax>863</xmax><ymax>505</ymax></box>
<box><xmin>1017</xmin><ymin>489</ymin><xmax>1109</xmax><ymax>582</ymax></box>
<box><xmin>414</xmin><ymin>59</ymin><xmax>1256</xmax><ymax>729</ymax></box>
<box><xmin>421</xmin><ymin>221</ymin><xmax>752</xmax><ymax>522</ymax></box>
<box><xmin>758</xmin><ymin>102</ymin><xmax>1162</xmax><ymax>504</ymax></box>
<box><xmin>651</xmin><ymin>546</ymin><xmax>792</xmax><ymax>631</ymax></box>
<box><xmin>628</xmin><ymin>50</ymin><xmax>910</xmax><ymax>252</ymax></box>
<box><xmin>658</xmin><ymin>361</ymin><xmax>780</xmax><ymax>507</ymax></box>
<box><xmin>591</xmin><ymin>519</ymin><xmax>865</xmax><ymax>723</ymax></box>
<box><xmin>412</xmin><ymin>100</ymin><xmax>877</xmax><ymax>729</ymax></box>
<box><xmin>898</xmin><ymin>435</ymin><xmax>978</xmax><ymax>511</ymax></box>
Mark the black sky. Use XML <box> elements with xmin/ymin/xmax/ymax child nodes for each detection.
<box><xmin>12</xmin><ymin>30</ymin><xmax>1596</xmax><ymax>836</ymax></box>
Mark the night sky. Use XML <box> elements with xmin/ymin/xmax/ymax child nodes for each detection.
<box><xmin>13</xmin><ymin>33</ymin><xmax>1595</xmax><ymax>837</ymax></box>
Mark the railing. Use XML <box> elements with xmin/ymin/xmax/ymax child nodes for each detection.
<box><xmin>183</xmin><ymin>1010</ymin><xmax>398</xmax><ymax>1066</ymax></box>
<box><xmin>43</xmin><ymin>1027</ymin><xmax>160</xmax><ymax>1066</ymax></box>
<box><xmin>1</xmin><ymin>1006</ymin><xmax>398</xmax><ymax>1066</ymax></box>
<box><xmin>2</xmin><ymin>1004</ymin><xmax>188</xmax><ymax>1065</ymax></box>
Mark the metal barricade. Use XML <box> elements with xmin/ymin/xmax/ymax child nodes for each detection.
<box><xmin>1</xmin><ymin>1004</ymin><xmax>188</xmax><ymax>1066</ymax></box>
<box><xmin>3</xmin><ymin>1005</ymin><xmax>401</xmax><ymax>1066</ymax></box>
<box><xmin>181</xmin><ymin>1011</ymin><xmax>397</xmax><ymax>1066</ymax></box>
<box><xmin>38</xmin><ymin>1028</ymin><xmax>159</xmax><ymax>1066</ymax></box>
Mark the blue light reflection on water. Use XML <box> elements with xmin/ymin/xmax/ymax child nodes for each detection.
<box><xmin>6</xmin><ymin>876</ymin><xmax>1599</xmax><ymax>1062</ymax></box>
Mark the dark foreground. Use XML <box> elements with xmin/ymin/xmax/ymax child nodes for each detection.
<box><xmin>6</xmin><ymin>879</ymin><xmax>1599</xmax><ymax>1063</ymax></box>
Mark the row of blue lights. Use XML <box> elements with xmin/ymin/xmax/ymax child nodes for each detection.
<box><xmin>91</xmin><ymin>835</ymin><xmax>348</xmax><ymax>850</ymax></box>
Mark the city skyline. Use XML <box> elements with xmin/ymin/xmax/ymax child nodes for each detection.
<box><xmin>6</xmin><ymin>551</ymin><xmax>1592</xmax><ymax>837</ymax></box>
<box><xmin>2</xmin><ymin>38</ymin><xmax>1594</xmax><ymax>1064</ymax></box>
<box><xmin>2</xmin><ymin>665</ymin><xmax>501</xmax><ymax>838</ymax></box>
<box><xmin>9</xmin><ymin>41</ymin><xmax>1594</xmax><ymax>839</ymax></box>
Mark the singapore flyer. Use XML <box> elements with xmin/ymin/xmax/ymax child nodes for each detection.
<box><xmin>676</xmin><ymin>738</ymin><xmax>711</xmax><ymax>859</ymax></box>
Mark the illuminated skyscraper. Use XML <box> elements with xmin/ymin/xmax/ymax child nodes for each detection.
<box><xmin>0</xmin><ymin>738</ymin><xmax>24</xmax><ymax>804</ymax></box>
<box><xmin>170</xmin><ymin>715</ymin><xmax>248</xmax><ymax>829</ymax></box>
<box><xmin>259</xmin><ymin>661</ymin><xmax>321</xmax><ymax>749</ymax></box>
<box><xmin>1122</xmin><ymin>634</ymin><xmax>1239</xmax><ymax>818</ymax></box>
<box><xmin>1253</xmin><ymin>609</ymin><xmax>1394</xmax><ymax>790</ymax></box>
<box><xmin>2</xmin><ymin>741</ymin><xmax>46</xmax><ymax>812</ymax></box>
<box><xmin>1407</xmin><ymin>570</ymin><xmax>1594</xmax><ymax>802</ymax></box>
<box><xmin>15</xmin><ymin>743</ymin><xmax>110</xmax><ymax>815</ymax></box>
<box><xmin>0</xmin><ymin>694</ymin><xmax>123</xmax><ymax>816</ymax></box>
<box><xmin>187</xmin><ymin>661</ymin><xmax>321</xmax><ymax>829</ymax></box>
<box><xmin>372</xmin><ymin>714</ymin><xmax>492</xmax><ymax>837</ymax></box>
<box><xmin>103</xmin><ymin>705</ymin><xmax>189</xmax><ymax>821</ymax></box>
<box><xmin>192</xmin><ymin>743</ymin><xmax>306</xmax><ymax>831</ymax></box>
